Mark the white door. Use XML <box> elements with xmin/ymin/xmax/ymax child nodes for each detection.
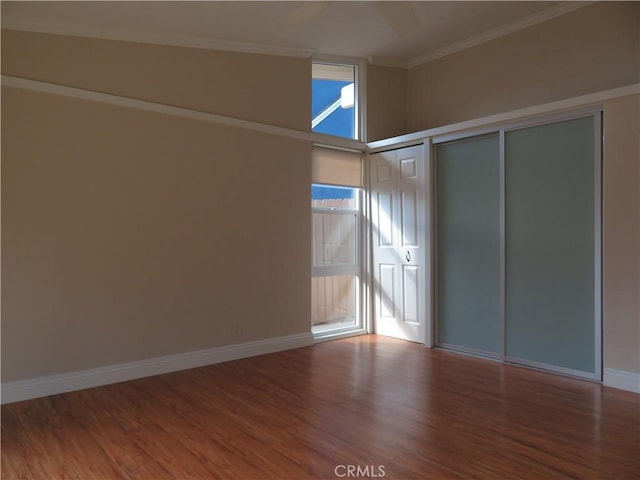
<box><xmin>371</xmin><ymin>145</ymin><xmax>426</xmax><ymax>343</ymax></box>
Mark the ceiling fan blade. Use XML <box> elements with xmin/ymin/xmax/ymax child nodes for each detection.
<box><xmin>374</xmin><ymin>1</ymin><xmax>420</xmax><ymax>37</ymax></box>
<box><xmin>279</xmin><ymin>2</ymin><xmax>327</xmax><ymax>26</ymax></box>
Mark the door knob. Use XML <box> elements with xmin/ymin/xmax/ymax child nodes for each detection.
<box><xmin>406</xmin><ymin>250</ymin><xmax>411</xmax><ymax>262</ymax></box>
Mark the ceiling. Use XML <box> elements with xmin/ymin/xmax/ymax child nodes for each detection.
<box><xmin>1</xmin><ymin>1</ymin><xmax>589</xmax><ymax>67</ymax></box>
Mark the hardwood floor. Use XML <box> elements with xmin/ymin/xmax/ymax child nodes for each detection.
<box><xmin>2</xmin><ymin>335</ymin><xmax>639</xmax><ymax>479</ymax></box>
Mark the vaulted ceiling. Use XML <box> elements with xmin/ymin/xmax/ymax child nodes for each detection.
<box><xmin>1</xmin><ymin>1</ymin><xmax>590</xmax><ymax>67</ymax></box>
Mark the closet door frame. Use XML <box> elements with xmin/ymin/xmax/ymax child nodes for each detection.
<box><xmin>431</xmin><ymin>107</ymin><xmax>602</xmax><ymax>381</ymax></box>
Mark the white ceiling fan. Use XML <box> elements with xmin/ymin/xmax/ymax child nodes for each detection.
<box><xmin>279</xmin><ymin>1</ymin><xmax>421</xmax><ymax>37</ymax></box>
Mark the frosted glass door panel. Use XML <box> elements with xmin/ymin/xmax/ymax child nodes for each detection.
<box><xmin>505</xmin><ymin>117</ymin><xmax>596</xmax><ymax>374</ymax></box>
<box><xmin>437</xmin><ymin>134</ymin><xmax>501</xmax><ymax>354</ymax></box>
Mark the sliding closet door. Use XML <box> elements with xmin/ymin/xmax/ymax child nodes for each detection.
<box><xmin>505</xmin><ymin>116</ymin><xmax>599</xmax><ymax>376</ymax></box>
<box><xmin>436</xmin><ymin>134</ymin><xmax>501</xmax><ymax>355</ymax></box>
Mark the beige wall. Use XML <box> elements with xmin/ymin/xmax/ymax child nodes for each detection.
<box><xmin>603</xmin><ymin>95</ymin><xmax>640</xmax><ymax>374</ymax></box>
<box><xmin>1</xmin><ymin>85</ymin><xmax>311</xmax><ymax>382</ymax></box>
<box><xmin>1</xmin><ymin>29</ymin><xmax>310</xmax><ymax>131</ymax></box>
<box><xmin>366</xmin><ymin>64</ymin><xmax>407</xmax><ymax>142</ymax></box>
<box><xmin>407</xmin><ymin>2</ymin><xmax>640</xmax><ymax>131</ymax></box>
<box><xmin>3</xmin><ymin>3</ymin><xmax>639</xmax><ymax>385</ymax></box>
<box><xmin>2</xmin><ymin>30</ymin><xmax>315</xmax><ymax>382</ymax></box>
<box><xmin>401</xmin><ymin>1</ymin><xmax>640</xmax><ymax>375</ymax></box>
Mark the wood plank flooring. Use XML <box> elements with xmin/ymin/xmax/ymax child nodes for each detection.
<box><xmin>2</xmin><ymin>335</ymin><xmax>639</xmax><ymax>479</ymax></box>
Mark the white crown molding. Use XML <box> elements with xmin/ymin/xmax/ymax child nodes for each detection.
<box><xmin>1</xmin><ymin>332</ymin><xmax>314</xmax><ymax>404</ymax></box>
<box><xmin>313</xmin><ymin>53</ymin><xmax>366</xmax><ymax>66</ymax></box>
<box><xmin>3</xmin><ymin>2</ymin><xmax>594</xmax><ymax>69</ymax></box>
<box><xmin>367</xmin><ymin>56</ymin><xmax>407</xmax><ymax>69</ymax></box>
<box><xmin>603</xmin><ymin>369</ymin><xmax>640</xmax><ymax>394</ymax></box>
<box><xmin>1</xmin><ymin>17</ymin><xmax>317</xmax><ymax>58</ymax></box>
<box><xmin>406</xmin><ymin>1</ymin><xmax>593</xmax><ymax>69</ymax></box>
<box><xmin>1</xmin><ymin>75</ymin><xmax>366</xmax><ymax>152</ymax></box>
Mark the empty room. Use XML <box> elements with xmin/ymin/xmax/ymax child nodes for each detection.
<box><xmin>2</xmin><ymin>1</ymin><xmax>639</xmax><ymax>479</ymax></box>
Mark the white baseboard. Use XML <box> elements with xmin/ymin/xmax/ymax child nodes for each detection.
<box><xmin>603</xmin><ymin>368</ymin><xmax>640</xmax><ymax>394</ymax></box>
<box><xmin>1</xmin><ymin>332</ymin><xmax>313</xmax><ymax>404</ymax></box>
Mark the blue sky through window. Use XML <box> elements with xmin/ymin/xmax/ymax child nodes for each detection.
<box><xmin>312</xmin><ymin>79</ymin><xmax>355</xmax><ymax>139</ymax></box>
<box><xmin>312</xmin><ymin>184</ymin><xmax>354</xmax><ymax>200</ymax></box>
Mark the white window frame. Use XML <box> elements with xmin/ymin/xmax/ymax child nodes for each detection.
<box><xmin>312</xmin><ymin>56</ymin><xmax>366</xmax><ymax>142</ymax></box>
<box><xmin>311</xmin><ymin>185</ymin><xmax>367</xmax><ymax>341</ymax></box>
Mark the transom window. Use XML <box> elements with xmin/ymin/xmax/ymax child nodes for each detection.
<box><xmin>312</xmin><ymin>63</ymin><xmax>357</xmax><ymax>140</ymax></box>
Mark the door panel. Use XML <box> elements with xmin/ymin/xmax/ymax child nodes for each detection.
<box><xmin>379</xmin><ymin>264</ymin><xmax>397</xmax><ymax>320</ymax></box>
<box><xmin>402</xmin><ymin>265</ymin><xmax>420</xmax><ymax>325</ymax></box>
<box><xmin>375</xmin><ymin>191</ymin><xmax>394</xmax><ymax>247</ymax></box>
<box><xmin>401</xmin><ymin>191</ymin><xmax>418</xmax><ymax>247</ymax></box>
<box><xmin>371</xmin><ymin>145</ymin><xmax>426</xmax><ymax>343</ymax></box>
<box><xmin>372</xmin><ymin>151</ymin><xmax>402</xmax><ymax>336</ymax></box>
<box><xmin>436</xmin><ymin>134</ymin><xmax>501</xmax><ymax>355</ymax></box>
<box><xmin>505</xmin><ymin>117</ymin><xmax>596</xmax><ymax>374</ymax></box>
<box><xmin>376</xmin><ymin>162</ymin><xmax>393</xmax><ymax>183</ymax></box>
